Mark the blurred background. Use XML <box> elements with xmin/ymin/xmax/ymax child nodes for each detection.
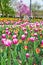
<box><xmin>0</xmin><ymin>0</ymin><xmax>43</xmax><ymax>17</ymax></box>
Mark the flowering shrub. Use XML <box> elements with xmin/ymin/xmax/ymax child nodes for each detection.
<box><xmin>0</xmin><ymin>21</ymin><xmax>43</xmax><ymax>65</ymax></box>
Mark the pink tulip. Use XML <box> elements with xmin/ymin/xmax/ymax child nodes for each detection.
<box><xmin>13</xmin><ymin>38</ymin><xmax>18</xmax><ymax>44</ymax></box>
<box><xmin>2</xmin><ymin>39</ymin><xmax>12</xmax><ymax>46</ymax></box>
<box><xmin>6</xmin><ymin>30</ymin><xmax>9</xmax><ymax>34</ymax></box>
<box><xmin>2</xmin><ymin>34</ymin><xmax>6</xmax><ymax>38</ymax></box>
<box><xmin>30</xmin><ymin>25</ymin><xmax>33</xmax><ymax>28</ymax></box>
<box><xmin>6</xmin><ymin>28</ymin><xmax>9</xmax><ymax>30</ymax></box>
<box><xmin>26</xmin><ymin>53</ymin><xmax>30</xmax><ymax>58</ymax></box>
<box><xmin>34</xmin><ymin>33</ymin><xmax>37</xmax><ymax>36</ymax></box>
<box><xmin>41</xmin><ymin>22</ymin><xmax>43</xmax><ymax>26</ymax></box>
<box><xmin>22</xmin><ymin>27</ymin><xmax>26</xmax><ymax>31</ymax></box>
<box><xmin>12</xmin><ymin>35</ymin><xmax>17</xmax><ymax>39</ymax></box>
<box><xmin>8</xmin><ymin>31</ymin><xmax>11</xmax><ymax>35</ymax></box>
<box><xmin>34</xmin><ymin>28</ymin><xmax>38</xmax><ymax>32</ymax></box>
<box><xmin>1</xmin><ymin>38</ymin><xmax>6</xmax><ymax>44</ymax></box>
<box><xmin>41</xmin><ymin>40</ymin><xmax>43</xmax><ymax>44</ymax></box>
<box><xmin>6</xmin><ymin>22</ymin><xmax>9</xmax><ymax>25</ymax></box>
<box><xmin>24</xmin><ymin>31</ymin><xmax>28</xmax><ymax>35</ymax></box>
<box><xmin>36</xmin><ymin>22</ymin><xmax>40</xmax><ymax>27</ymax></box>
<box><xmin>30</xmin><ymin>37</ymin><xmax>35</xmax><ymax>42</ymax></box>
<box><xmin>35</xmin><ymin>37</ymin><xmax>38</xmax><ymax>40</ymax></box>
<box><xmin>21</xmin><ymin>34</ymin><xmax>26</xmax><ymax>40</ymax></box>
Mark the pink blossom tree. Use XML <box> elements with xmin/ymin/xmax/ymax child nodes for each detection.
<box><xmin>17</xmin><ymin>0</ymin><xmax>31</xmax><ymax>17</ymax></box>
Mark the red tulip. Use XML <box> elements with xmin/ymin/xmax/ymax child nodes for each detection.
<box><xmin>24</xmin><ymin>46</ymin><xmax>28</xmax><ymax>50</ymax></box>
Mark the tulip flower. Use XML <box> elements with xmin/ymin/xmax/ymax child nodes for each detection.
<box><xmin>24</xmin><ymin>31</ymin><xmax>28</xmax><ymax>36</ymax></box>
<box><xmin>30</xmin><ymin>37</ymin><xmax>35</xmax><ymax>42</ymax></box>
<box><xmin>21</xmin><ymin>34</ymin><xmax>26</xmax><ymax>40</ymax></box>
<box><xmin>26</xmin><ymin>53</ymin><xmax>30</xmax><ymax>58</ymax></box>
<box><xmin>34</xmin><ymin>33</ymin><xmax>38</xmax><ymax>37</ymax></box>
<box><xmin>6</xmin><ymin>28</ymin><xmax>9</xmax><ymax>30</ymax></box>
<box><xmin>24</xmin><ymin>46</ymin><xmax>28</xmax><ymax>50</ymax></box>
<box><xmin>8</xmin><ymin>31</ymin><xmax>11</xmax><ymax>35</ymax></box>
<box><xmin>12</xmin><ymin>35</ymin><xmax>17</xmax><ymax>39</ymax></box>
<box><xmin>13</xmin><ymin>38</ymin><xmax>18</xmax><ymax>44</ymax></box>
<box><xmin>36</xmin><ymin>22</ymin><xmax>40</xmax><ymax>27</ymax></box>
<box><xmin>2</xmin><ymin>39</ymin><xmax>12</xmax><ymax>46</ymax></box>
<box><xmin>40</xmin><ymin>40</ymin><xmax>43</xmax><ymax>48</ymax></box>
<box><xmin>22</xmin><ymin>27</ymin><xmax>26</xmax><ymax>31</ymax></box>
<box><xmin>1</xmin><ymin>38</ymin><xmax>6</xmax><ymax>44</ymax></box>
<box><xmin>41</xmin><ymin>40</ymin><xmax>43</xmax><ymax>44</ymax></box>
<box><xmin>30</xmin><ymin>25</ymin><xmax>33</xmax><ymax>29</ymax></box>
<box><xmin>6</xmin><ymin>30</ymin><xmax>9</xmax><ymax>34</ymax></box>
<box><xmin>2</xmin><ymin>34</ymin><xmax>6</xmax><ymax>38</ymax></box>
<box><xmin>34</xmin><ymin>28</ymin><xmax>38</xmax><ymax>32</ymax></box>
<box><xmin>36</xmin><ymin>48</ymin><xmax>40</xmax><ymax>54</ymax></box>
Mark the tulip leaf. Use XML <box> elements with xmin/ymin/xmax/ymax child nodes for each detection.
<box><xmin>41</xmin><ymin>59</ymin><xmax>43</xmax><ymax>65</ymax></box>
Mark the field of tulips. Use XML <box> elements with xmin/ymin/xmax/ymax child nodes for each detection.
<box><xmin>0</xmin><ymin>21</ymin><xmax>43</xmax><ymax>65</ymax></box>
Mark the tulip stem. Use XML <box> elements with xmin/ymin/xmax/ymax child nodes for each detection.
<box><xmin>7</xmin><ymin>47</ymin><xmax>11</xmax><ymax>65</ymax></box>
<box><xmin>1</xmin><ymin>47</ymin><xmax>6</xmax><ymax>65</ymax></box>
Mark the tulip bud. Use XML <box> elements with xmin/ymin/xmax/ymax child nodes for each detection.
<box><xmin>26</xmin><ymin>53</ymin><xmax>30</xmax><ymax>58</ymax></box>
<box><xmin>21</xmin><ymin>34</ymin><xmax>26</xmax><ymax>40</ymax></box>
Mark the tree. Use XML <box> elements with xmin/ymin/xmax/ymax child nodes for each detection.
<box><xmin>17</xmin><ymin>0</ymin><xmax>30</xmax><ymax>17</ymax></box>
<box><xmin>31</xmin><ymin>1</ymin><xmax>41</xmax><ymax>16</ymax></box>
<box><xmin>31</xmin><ymin>2</ymin><xmax>41</xmax><ymax>11</ymax></box>
<box><xmin>0</xmin><ymin>0</ymin><xmax>15</xmax><ymax>17</ymax></box>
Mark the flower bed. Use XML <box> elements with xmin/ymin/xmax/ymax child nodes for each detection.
<box><xmin>0</xmin><ymin>21</ymin><xmax>43</xmax><ymax>65</ymax></box>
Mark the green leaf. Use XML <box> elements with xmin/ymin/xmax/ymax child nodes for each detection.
<box><xmin>41</xmin><ymin>59</ymin><xmax>43</xmax><ymax>65</ymax></box>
